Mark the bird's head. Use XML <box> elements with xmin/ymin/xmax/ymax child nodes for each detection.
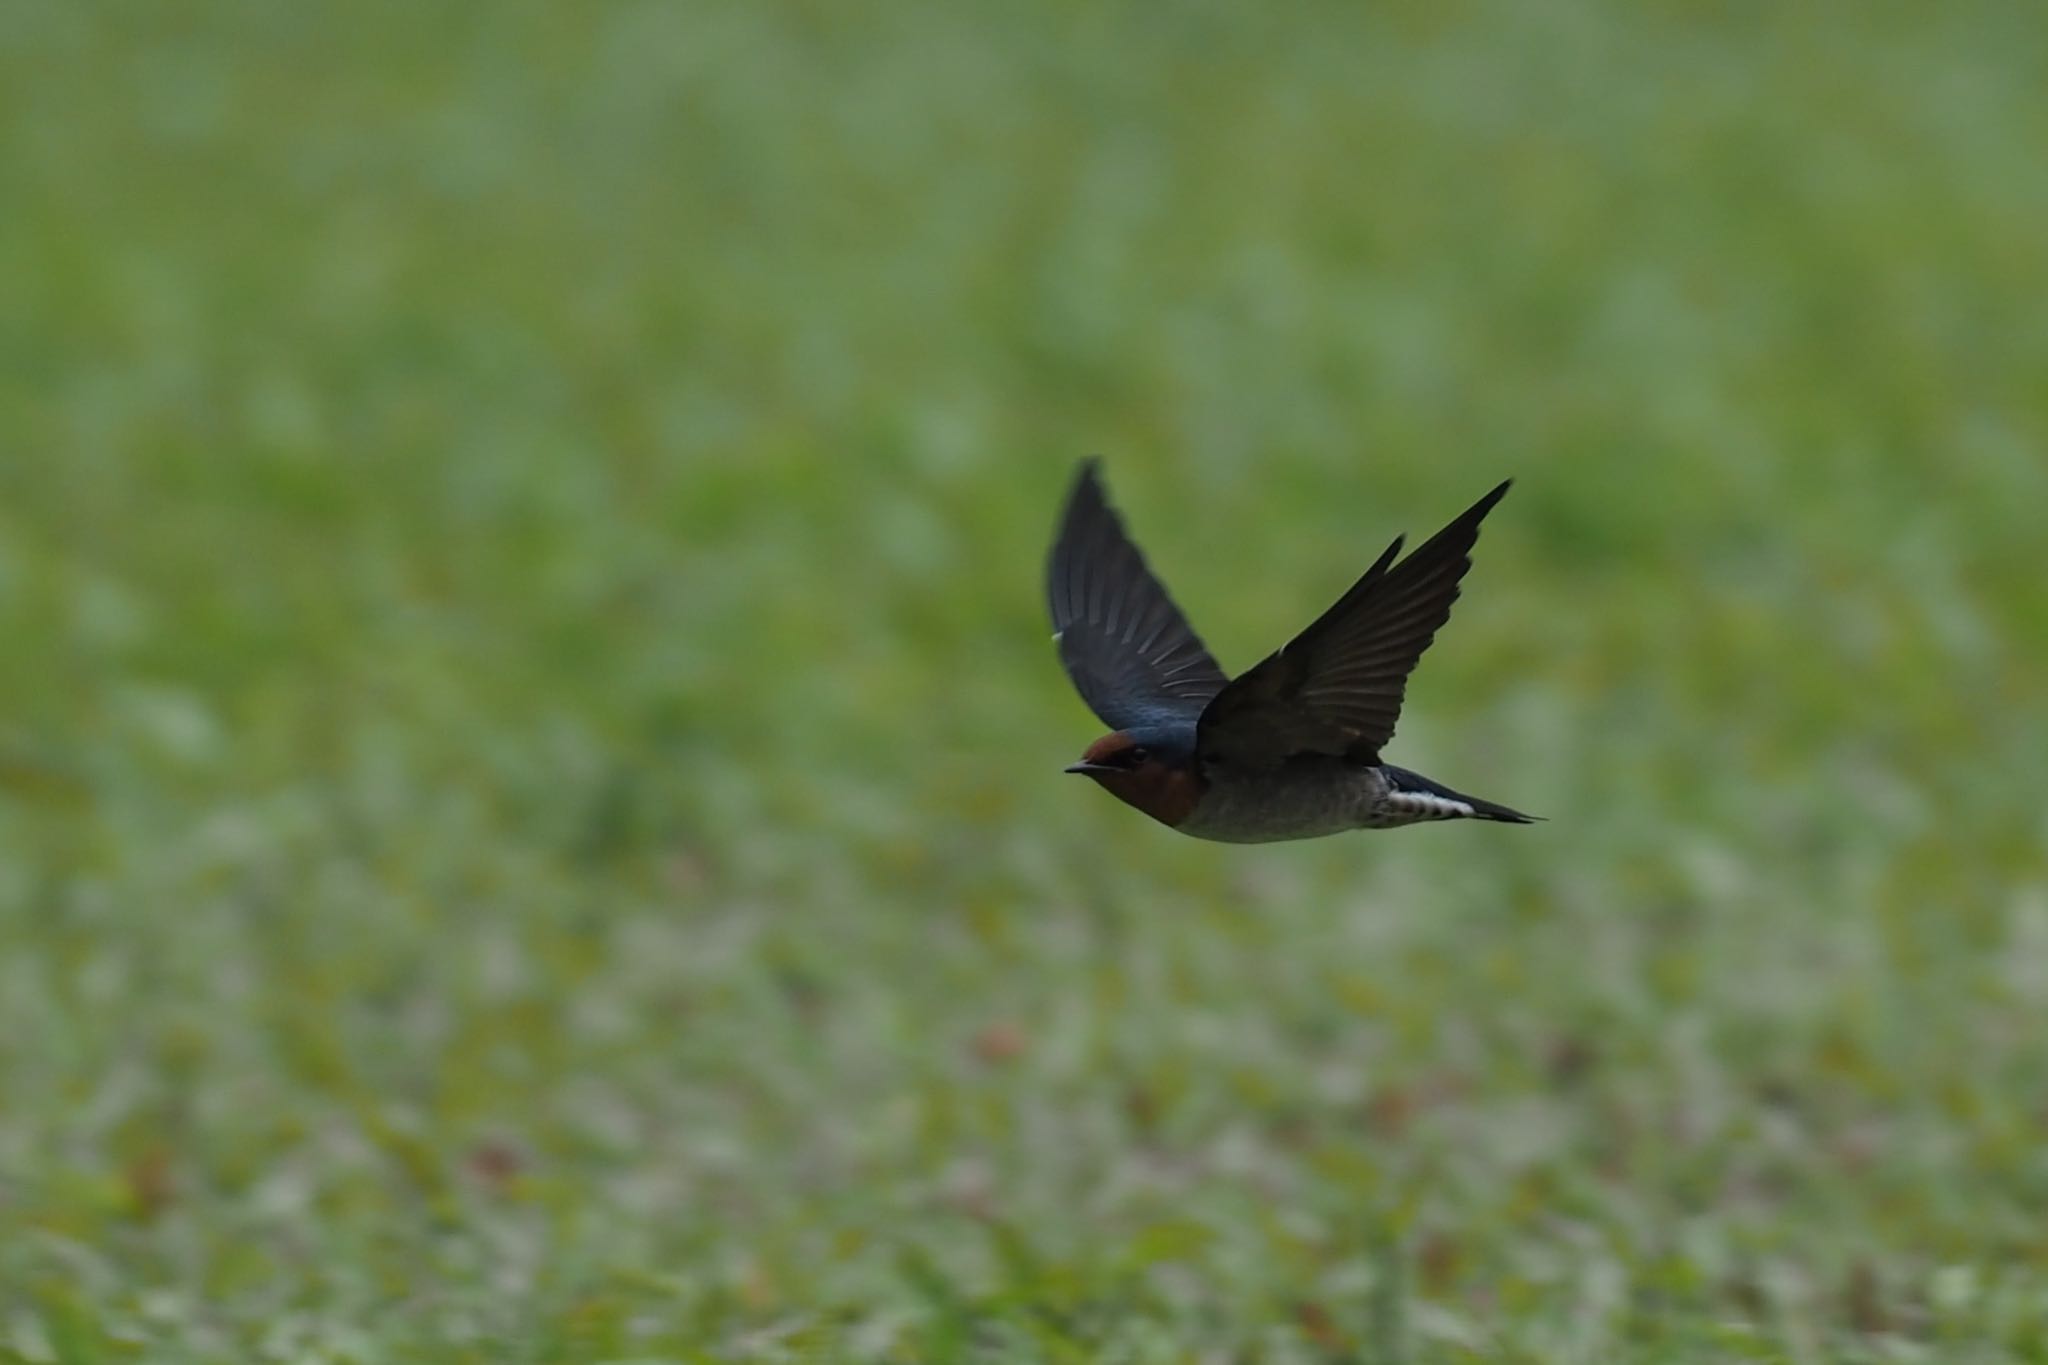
<box><xmin>1064</xmin><ymin>728</ymin><xmax>1204</xmax><ymax>828</ymax></box>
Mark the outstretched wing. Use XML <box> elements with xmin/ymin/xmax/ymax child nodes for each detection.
<box><xmin>1197</xmin><ymin>480</ymin><xmax>1511</xmax><ymax>766</ymax></box>
<box><xmin>1047</xmin><ymin>459</ymin><xmax>1230</xmax><ymax>731</ymax></box>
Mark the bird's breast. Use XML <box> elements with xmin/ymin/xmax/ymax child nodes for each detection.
<box><xmin>1175</xmin><ymin>761</ymin><xmax>1389</xmax><ymax>844</ymax></box>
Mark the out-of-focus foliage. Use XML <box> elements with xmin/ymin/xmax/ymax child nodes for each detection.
<box><xmin>2</xmin><ymin>1</ymin><xmax>2046</xmax><ymax>1359</ymax></box>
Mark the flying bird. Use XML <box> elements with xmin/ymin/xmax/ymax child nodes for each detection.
<box><xmin>1049</xmin><ymin>460</ymin><xmax>1535</xmax><ymax>842</ymax></box>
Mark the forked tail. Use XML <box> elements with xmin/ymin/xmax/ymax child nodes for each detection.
<box><xmin>1380</xmin><ymin>765</ymin><xmax>1540</xmax><ymax>824</ymax></box>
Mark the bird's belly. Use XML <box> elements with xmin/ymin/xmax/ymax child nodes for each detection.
<box><xmin>1177</xmin><ymin>766</ymin><xmax>1390</xmax><ymax>844</ymax></box>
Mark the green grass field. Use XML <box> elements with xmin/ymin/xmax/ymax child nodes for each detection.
<box><xmin>5</xmin><ymin>2</ymin><xmax>2048</xmax><ymax>1359</ymax></box>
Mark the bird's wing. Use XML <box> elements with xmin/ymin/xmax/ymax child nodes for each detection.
<box><xmin>1196</xmin><ymin>480</ymin><xmax>1511</xmax><ymax>766</ymax></box>
<box><xmin>1047</xmin><ymin>459</ymin><xmax>1231</xmax><ymax>731</ymax></box>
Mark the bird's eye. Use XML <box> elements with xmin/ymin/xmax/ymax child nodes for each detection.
<box><xmin>1126</xmin><ymin>747</ymin><xmax>1150</xmax><ymax>763</ymax></box>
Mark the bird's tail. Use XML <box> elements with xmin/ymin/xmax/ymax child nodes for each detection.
<box><xmin>1380</xmin><ymin>765</ymin><xmax>1540</xmax><ymax>824</ymax></box>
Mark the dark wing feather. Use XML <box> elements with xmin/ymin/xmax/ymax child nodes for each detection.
<box><xmin>1047</xmin><ymin>459</ymin><xmax>1230</xmax><ymax>730</ymax></box>
<box><xmin>1197</xmin><ymin>480</ymin><xmax>1511</xmax><ymax>765</ymax></box>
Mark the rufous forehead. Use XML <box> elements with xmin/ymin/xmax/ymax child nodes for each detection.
<box><xmin>1081</xmin><ymin>732</ymin><xmax>1135</xmax><ymax>764</ymax></box>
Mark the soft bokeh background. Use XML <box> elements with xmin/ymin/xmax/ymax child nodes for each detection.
<box><xmin>4</xmin><ymin>2</ymin><xmax>2047</xmax><ymax>1359</ymax></box>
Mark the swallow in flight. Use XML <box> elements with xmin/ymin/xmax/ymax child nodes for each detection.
<box><xmin>1049</xmin><ymin>460</ymin><xmax>1535</xmax><ymax>841</ymax></box>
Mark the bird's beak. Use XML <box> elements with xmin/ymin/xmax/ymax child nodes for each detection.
<box><xmin>1064</xmin><ymin>762</ymin><xmax>1113</xmax><ymax>775</ymax></box>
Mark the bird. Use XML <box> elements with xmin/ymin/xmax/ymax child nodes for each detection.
<box><xmin>1048</xmin><ymin>459</ymin><xmax>1535</xmax><ymax>842</ymax></box>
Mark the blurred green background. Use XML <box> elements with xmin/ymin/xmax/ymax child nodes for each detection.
<box><xmin>4</xmin><ymin>1</ymin><xmax>2047</xmax><ymax>1359</ymax></box>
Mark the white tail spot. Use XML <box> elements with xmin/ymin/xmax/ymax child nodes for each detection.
<box><xmin>1393</xmin><ymin>792</ymin><xmax>1473</xmax><ymax>820</ymax></box>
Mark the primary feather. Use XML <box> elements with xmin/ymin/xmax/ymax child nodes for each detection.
<box><xmin>1046</xmin><ymin>459</ymin><xmax>1230</xmax><ymax>732</ymax></box>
